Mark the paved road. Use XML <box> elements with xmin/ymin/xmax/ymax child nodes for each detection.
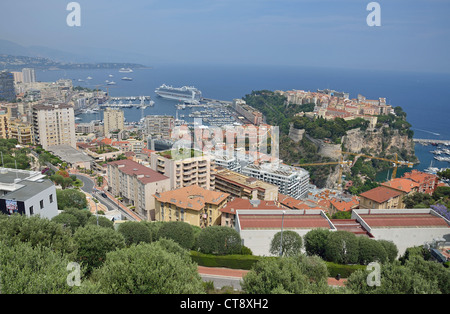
<box><xmin>76</xmin><ymin>174</ymin><xmax>94</xmax><ymax>193</ymax></box>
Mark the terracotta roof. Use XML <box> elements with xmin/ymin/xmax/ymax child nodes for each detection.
<box><xmin>237</xmin><ymin>213</ymin><xmax>331</xmax><ymax>230</ymax></box>
<box><xmin>154</xmin><ymin>185</ymin><xmax>229</xmax><ymax>211</ymax></box>
<box><xmin>359</xmin><ymin>186</ymin><xmax>402</xmax><ymax>204</ymax></box>
<box><xmin>220</xmin><ymin>198</ymin><xmax>283</xmax><ymax>214</ymax></box>
<box><xmin>330</xmin><ymin>196</ymin><xmax>359</xmax><ymax>212</ymax></box>
<box><xmin>402</xmin><ymin>170</ymin><xmax>438</xmax><ymax>184</ymax></box>
<box><xmin>359</xmin><ymin>213</ymin><xmax>450</xmax><ymax>228</ymax></box>
<box><xmin>381</xmin><ymin>178</ymin><xmax>419</xmax><ymax>193</ymax></box>
<box><xmin>108</xmin><ymin>159</ymin><xmax>169</xmax><ymax>184</ymax></box>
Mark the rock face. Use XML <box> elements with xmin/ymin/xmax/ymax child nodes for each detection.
<box><xmin>342</xmin><ymin>128</ymin><xmax>416</xmax><ymax>160</ymax></box>
<box><xmin>288</xmin><ymin>124</ymin><xmax>305</xmax><ymax>143</ymax></box>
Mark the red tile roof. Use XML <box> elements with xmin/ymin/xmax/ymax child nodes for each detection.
<box><xmin>108</xmin><ymin>159</ymin><xmax>169</xmax><ymax>184</ymax></box>
<box><xmin>238</xmin><ymin>213</ymin><xmax>331</xmax><ymax>230</ymax></box>
<box><xmin>220</xmin><ymin>198</ymin><xmax>283</xmax><ymax>214</ymax></box>
<box><xmin>359</xmin><ymin>213</ymin><xmax>450</xmax><ymax>228</ymax></box>
<box><xmin>381</xmin><ymin>178</ymin><xmax>419</xmax><ymax>193</ymax></box>
<box><xmin>359</xmin><ymin>186</ymin><xmax>402</xmax><ymax>204</ymax></box>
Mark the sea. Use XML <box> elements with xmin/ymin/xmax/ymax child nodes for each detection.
<box><xmin>36</xmin><ymin>64</ymin><xmax>450</xmax><ymax>180</ymax></box>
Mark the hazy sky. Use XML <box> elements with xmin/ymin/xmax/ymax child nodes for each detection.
<box><xmin>1</xmin><ymin>0</ymin><xmax>449</xmax><ymax>73</ymax></box>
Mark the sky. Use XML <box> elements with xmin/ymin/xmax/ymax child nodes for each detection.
<box><xmin>0</xmin><ymin>0</ymin><xmax>449</xmax><ymax>73</ymax></box>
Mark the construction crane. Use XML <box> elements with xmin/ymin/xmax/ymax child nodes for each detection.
<box><xmin>292</xmin><ymin>156</ymin><xmax>352</xmax><ymax>188</ymax></box>
<box><xmin>341</xmin><ymin>151</ymin><xmax>414</xmax><ymax>179</ymax></box>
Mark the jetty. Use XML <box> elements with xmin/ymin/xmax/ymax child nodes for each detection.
<box><xmin>413</xmin><ymin>139</ymin><xmax>450</xmax><ymax>146</ymax></box>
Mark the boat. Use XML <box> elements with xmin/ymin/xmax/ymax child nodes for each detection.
<box><xmin>86</xmin><ymin>77</ymin><xmax>93</xmax><ymax>80</ymax></box>
<box><xmin>121</xmin><ymin>77</ymin><xmax>133</xmax><ymax>81</ymax></box>
<box><xmin>109</xmin><ymin>74</ymin><xmax>114</xmax><ymax>77</ymax></box>
<box><xmin>155</xmin><ymin>84</ymin><xmax>202</xmax><ymax>103</ymax></box>
<box><xmin>107</xmin><ymin>81</ymin><xmax>116</xmax><ymax>85</ymax></box>
<box><xmin>119</xmin><ymin>68</ymin><xmax>133</xmax><ymax>73</ymax></box>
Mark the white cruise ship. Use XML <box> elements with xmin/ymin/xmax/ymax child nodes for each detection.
<box><xmin>155</xmin><ymin>84</ymin><xmax>202</xmax><ymax>103</ymax></box>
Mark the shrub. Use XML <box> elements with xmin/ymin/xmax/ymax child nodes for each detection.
<box><xmin>303</xmin><ymin>228</ymin><xmax>330</xmax><ymax>258</ymax></box>
<box><xmin>324</xmin><ymin>231</ymin><xmax>359</xmax><ymax>264</ymax></box>
<box><xmin>196</xmin><ymin>226</ymin><xmax>242</xmax><ymax>255</ymax></box>
<box><xmin>269</xmin><ymin>230</ymin><xmax>303</xmax><ymax>257</ymax></box>
<box><xmin>117</xmin><ymin>221</ymin><xmax>152</xmax><ymax>246</ymax></box>
<box><xmin>157</xmin><ymin>221</ymin><xmax>195</xmax><ymax>250</ymax></box>
<box><xmin>357</xmin><ymin>237</ymin><xmax>388</xmax><ymax>265</ymax></box>
<box><xmin>378</xmin><ymin>240</ymin><xmax>399</xmax><ymax>262</ymax></box>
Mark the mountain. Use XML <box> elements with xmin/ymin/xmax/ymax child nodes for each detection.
<box><xmin>0</xmin><ymin>39</ymin><xmax>153</xmax><ymax>65</ymax></box>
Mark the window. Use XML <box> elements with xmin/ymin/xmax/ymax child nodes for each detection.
<box><xmin>29</xmin><ymin>206</ymin><xmax>33</xmax><ymax>215</ymax></box>
<box><xmin>40</xmin><ymin>200</ymin><xmax>44</xmax><ymax>209</ymax></box>
<box><xmin>49</xmin><ymin>194</ymin><xmax>53</xmax><ymax>203</ymax></box>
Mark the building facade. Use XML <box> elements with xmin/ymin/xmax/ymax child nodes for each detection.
<box><xmin>107</xmin><ymin>159</ymin><xmax>171</xmax><ymax>220</ymax></box>
<box><xmin>150</xmin><ymin>149</ymin><xmax>216</xmax><ymax>190</ymax></box>
<box><xmin>359</xmin><ymin>186</ymin><xmax>404</xmax><ymax>209</ymax></box>
<box><xmin>154</xmin><ymin>185</ymin><xmax>229</xmax><ymax>227</ymax></box>
<box><xmin>0</xmin><ymin>71</ymin><xmax>15</xmax><ymax>102</ymax></box>
<box><xmin>144</xmin><ymin>115</ymin><xmax>175</xmax><ymax>139</ymax></box>
<box><xmin>103</xmin><ymin>108</ymin><xmax>124</xmax><ymax>135</ymax></box>
<box><xmin>32</xmin><ymin>104</ymin><xmax>76</xmax><ymax>150</ymax></box>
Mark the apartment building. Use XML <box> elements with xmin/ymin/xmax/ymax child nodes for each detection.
<box><xmin>150</xmin><ymin>149</ymin><xmax>215</xmax><ymax>190</ymax></box>
<box><xmin>107</xmin><ymin>159</ymin><xmax>171</xmax><ymax>221</ymax></box>
<box><xmin>103</xmin><ymin>108</ymin><xmax>124</xmax><ymax>134</ymax></box>
<box><xmin>0</xmin><ymin>71</ymin><xmax>15</xmax><ymax>102</ymax></box>
<box><xmin>401</xmin><ymin>170</ymin><xmax>439</xmax><ymax>195</ymax></box>
<box><xmin>215</xmin><ymin>167</ymin><xmax>278</xmax><ymax>201</ymax></box>
<box><xmin>0</xmin><ymin>168</ymin><xmax>58</xmax><ymax>219</ymax></box>
<box><xmin>0</xmin><ymin>109</ymin><xmax>9</xmax><ymax>139</ymax></box>
<box><xmin>8</xmin><ymin>119</ymin><xmax>33</xmax><ymax>145</ymax></box>
<box><xmin>241</xmin><ymin>163</ymin><xmax>310</xmax><ymax>199</ymax></box>
<box><xmin>153</xmin><ymin>185</ymin><xmax>229</xmax><ymax>227</ymax></box>
<box><xmin>32</xmin><ymin>104</ymin><xmax>76</xmax><ymax>150</ymax></box>
<box><xmin>143</xmin><ymin>115</ymin><xmax>174</xmax><ymax>139</ymax></box>
<box><xmin>359</xmin><ymin>186</ymin><xmax>404</xmax><ymax>209</ymax></box>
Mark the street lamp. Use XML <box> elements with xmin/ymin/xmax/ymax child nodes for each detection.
<box><xmin>279</xmin><ymin>210</ymin><xmax>286</xmax><ymax>257</ymax></box>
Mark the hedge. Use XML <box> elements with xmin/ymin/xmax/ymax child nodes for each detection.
<box><xmin>325</xmin><ymin>262</ymin><xmax>366</xmax><ymax>278</ymax></box>
<box><xmin>190</xmin><ymin>251</ymin><xmax>365</xmax><ymax>278</ymax></box>
<box><xmin>190</xmin><ymin>251</ymin><xmax>264</xmax><ymax>270</ymax></box>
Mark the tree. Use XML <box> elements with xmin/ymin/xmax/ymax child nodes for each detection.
<box><xmin>196</xmin><ymin>226</ymin><xmax>242</xmax><ymax>255</ymax></box>
<box><xmin>345</xmin><ymin>261</ymin><xmax>441</xmax><ymax>294</ymax></box>
<box><xmin>378</xmin><ymin>240</ymin><xmax>398</xmax><ymax>263</ymax></box>
<box><xmin>0</xmin><ymin>214</ymin><xmax>77</xmax><ymax>258</ymax></box>
<box><xmin>91</xmin><ymin>241</ymin><xmax>205</xmax><ymax>294</ymax></box>
<box><xmin>357</xmin><ymin>237</ymin><xmax>388</xmax><ymax>265</ymax></box>
<box><xmin>324</xmin><ymin>231</ymin><xmax>359</xmax><ymax>264</ymax></box>
<box><xmin>269</xmin><ymin>230</ymin><xmax>303</xmax><ymax>257</ymax></box>
<box><xmin>52</xmin><ymin>212</ymin><xmax>81</xmax><ymax>233</ymax></box>
<box><xmin>0</xmin><ymin>241</ymin><xmax>98</xmax><ymax>294</ymax></box>
<box><xmin>242</xmin><ymin>255</ymin><xmax>335</xmax><ymax>294</ymax></box>
<box><xmin>157</xmin><ymin>221</ymin><xmax>195</xmax><ymax>250</ymax></box>
<box><xmin>73</xmin><ymin>225</ymin><xmax>126</xmax><ymax>273</ymax></box>
<box><xmin>87</xmin><ymin>215</ymin><xmax>114</xmax><ymax>229</ymax></box>
<box><xmin>303</xmin><ymin>228</ymin><xmax>330</xmax><ymax>258</ymax></box>
<box><xmin>117</xmin><ymin>221</ymin><xmax>152</xmax><ymax>246</ymax></box>
<box><xmin>57</xmin><ymin>189</ymin><xmax>88</xmax><ymax>210</ymax></box>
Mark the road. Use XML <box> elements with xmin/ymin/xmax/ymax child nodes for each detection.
<box><xmin>75</xmin><ymin>174</ymin><xmax>137</xmax><ymax>220</ymax></box>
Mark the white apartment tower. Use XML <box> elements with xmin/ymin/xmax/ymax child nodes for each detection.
<box><xmin>103</xmin><ymin>108</ymin><xmax>125</xmax><ymax>135</ymax></box>
<box><xmin>32</xmin><ymin>104</ymin><xmax>76</xmax><ymax>150</ymax></box>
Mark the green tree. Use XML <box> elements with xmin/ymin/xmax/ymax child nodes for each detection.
<box><xmin>51</xmin><ymin>212</ymin><xmax>81</xmax><ymax>233</ymax></box>
<box><xmin>346</xmin><ymin>261</ymin><xmax>441</xmax><ymax>294</ymax></box>
<box><xmin>303</xmin><ymin>228</ymin><xmax>330</xmax><ymax>258</ymax></box>
<box><xmin>157</xmin><ymin>221</ymin><xmax>195</xmax><ymax>250</ymax></box>
<box><xmin>324</xmin><ymin>231</ymin><xmax>359</xmax><ymax>264</ymax></box>
<box><xmin>91</xmin><ymin>241</ymin><xmax>205</xmax><ymax>294</ymax></box>
<box><xmin>0</xmin><ymin>214</ymin><xmax>77</xmax><ymax>258</ymax></box>
<box><xmin>56</xmin><ymin>189</ymin><xmax>88</xmax><ymax>210</ymax></box>
<box><xmin>73</xmin><ymin>224</ymin><xmax>126</xmax><ymax>273</ymax></box>
<box><xmin>269</xmin><ymin>230</ymin><xmax>303</xmax><ymax>257</ymax></box>
<box><xmin>404</xmin><ymin>256</ymin><xmax>450</xmax><ymax>294</ymax></box>
<box><xmin>357</xmin><ymin>237</ymin><xmax>388</xmax><ymax>265</ymax></box>
<box><xmin>196</xmin><ymin>225</ymin><xmax>242</xmax><ymax>255</ymax></box>
<box><xmin>117</xmin><ymin>221</ymin><xmax>152</xmax><ymax>246</ymax></box>
<box><xmin>0</xmin><ymin>241</ymin><xmax>98</xmax><ymax>294</ymax></box>
<box><xmin>87</xmin><ymin>215</ymin><xmax>114</xmax><ymax>229</ymax></box>
<box><xmin>378</xmin><ymin>240</ymin><xmax>398</xmax><ymax>263</ymax></box>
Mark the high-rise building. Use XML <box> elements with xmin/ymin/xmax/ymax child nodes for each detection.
<box><xmin>0</xmin><ymin>109</ymin><xmax>9</xmax><ymax>139</ymax></box>
<box><xmin>22</xmin><ymin>68</ymin><xmax>36</xmax><ymax>84</ymax></box>
<box><xmin>150</xmin><ymin>149</ymin><xmax>216</xmax><ymax>190</ymax></box>
<box><xmin>103</xmin><ymin>108</ymin><xmax>124</xmax><ymax>135</ymax></box>
<box><xmin>0</xmin><ymin>71</ymin><xmax>15</xmax><ymax>102</ymax></box>
<box><xmin>32</xmin><ymin>104</ymin><xmax>76</xmax><ymax>150</ymax></box>
<box><xmin>143</xmin><ymin>115</ymin><xmax>174</xmax><ymax>139</ymax></box>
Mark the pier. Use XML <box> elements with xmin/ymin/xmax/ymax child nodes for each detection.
<box><xmin>413</xmin><ymin>139</ymin><xmax>450</xmax><ymax>146</ymax></box>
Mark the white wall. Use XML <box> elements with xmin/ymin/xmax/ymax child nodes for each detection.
<box><xmin>24</xmin><ymin>184</ymin><xmax>58</xmax><ymax>219</ymax></box>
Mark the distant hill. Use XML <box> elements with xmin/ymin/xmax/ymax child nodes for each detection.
<box><xmin>0</xmin><ymin>39</ymin><xmax>151</xmax><ymax>69</ymax></box>
<box><xmin>0</xmin><ymin>54</ymin><xmax>147</xmax><ymax>71</ymax></box>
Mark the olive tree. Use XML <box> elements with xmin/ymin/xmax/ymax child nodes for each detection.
<box><xmin>269</xmin><ymin>230</ymin><xmax>303</xmax><ymax>257</ymax></box>
<box><xmin>196</xmin><ymin>225</ymin><xmax>242</xmax><ymax>255</ymax></box>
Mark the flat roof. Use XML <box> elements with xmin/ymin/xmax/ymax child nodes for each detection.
<box><xmin>1</xmin><ymin>179</ymin><xmax>54</xmax><ymax>201</ymax></box>
<box><xmin>215</xmin><ymin>168</ymin><xmax>277</xmax><ymax>191</ymax></box>
<box><xmin>48</xmin><ymin>145</ymin><xmax>93</xmax><ymax>163</ymax></box>
<box><xmin>0</xmin><ymin>168</ymin><xmax>45</xmax><ymax>185</ymax></box>
<box><xmin>237</xmin><ymin>210</ymin><xmax>333</xmax><ymax>230</ymax></box>
<box><xmin>354</xmin><ymin>209</ymin><xmax>450</xmax><ymax>229</ymax></box>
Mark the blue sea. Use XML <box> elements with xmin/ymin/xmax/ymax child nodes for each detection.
<box><xmin>36</xmin><ymin>64</ymin><xmax>450</xmax><ymax>176</ymax></box>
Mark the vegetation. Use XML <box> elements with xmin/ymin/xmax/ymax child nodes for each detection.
<box><xmin>269</xmin><ymin>230</ymin><xmax>303</xmax><ymax>257</ymax></box>
<box><xmin>117</xmin><ymin>221</ymin><xmax>152</xmax><ymax>246</ymax></box>
<box><xmin>196</xmin><ymin>226</ymin><xmax>242</xmax><ymax>255</ymax></box>
<box><xmin>157</xmin><ymin>221</ymin><xmax>195</xmax><ymax>250</ymax></box>
<box><xmin>56</xmin><ymin>189</ymin><xmax>88</xmax><ymax>210</ymax></box>
<box><xmin>0</xmin><ymin>138</ymin><xmax>30</xmax><ymax>169</ymax></box>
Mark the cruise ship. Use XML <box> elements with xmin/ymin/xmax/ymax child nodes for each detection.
<box><xmin>119</xmin><ymin>68</ymin><xmax>133</xmax><ymax>73</ymax></box>
<box><xmin>154</xmin><ymin>84</ymin><xmax>202</xmax><ymax>103</ymax></box>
